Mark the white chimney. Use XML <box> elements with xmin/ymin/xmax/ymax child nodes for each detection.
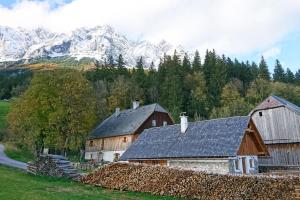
<box><xmin>132</xmin><ymin>100</ymin><xmax>140</xmax><ymax>109</ymax></box>
<box><xmin>180</xmin><ymin>112</ymin><xmax>188</xmax><ymax>133</ymax></box>
<box><xmin>115</xmin><ymin>107</ymin><xmax>120</xmax><ymax>117</ymax></box>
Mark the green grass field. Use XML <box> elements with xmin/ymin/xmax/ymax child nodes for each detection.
<box><xmin>0</xmin><ymin>166</ymin><xmax>179</xmax><ymax>200</ymax></box>
<box><xmin>0</xmin><ymin>100</ymin><xmax>10</xmax><ymax>129</ymax></box>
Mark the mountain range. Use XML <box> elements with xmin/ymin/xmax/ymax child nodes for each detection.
<box><xmin>0</xmin><ymin>25</ymin><xmax>188</xmax><ymax>69</ymax></box>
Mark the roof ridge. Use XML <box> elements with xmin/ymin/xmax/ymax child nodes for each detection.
<box><xmin>144</xmin><ymin>116</ymin><xmax>249</xmax><ymax>131</ymax></box>
<box><xmin>270</xmin><ymin>95</ymin><xmax>300</xmax><ymax>114</ymax></box>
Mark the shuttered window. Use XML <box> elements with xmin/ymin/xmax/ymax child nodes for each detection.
<box><xmin>152</xmin><ymin>120</ymin><xmax>156</xmax><ymax>127</ymax></box>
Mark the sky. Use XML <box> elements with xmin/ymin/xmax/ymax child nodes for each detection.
<box><xmin>0</xmin><ymin>0</ymin><xmax>300</xmax><ymax>72</ymax></box>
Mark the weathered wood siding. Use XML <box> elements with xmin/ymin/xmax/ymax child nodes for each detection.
<box><xmin>86</xmin><ymin>111</ymin><xmax>173</xmax><ymax>152</ymax></box>
<box><xmin>251</xmin><ymin>107</ymin><xmax>300</xmax><ymax>143</ymax></box>
<box><xmin>252</xmin><ymin>106</ymin><xmax>300</xmax><ymax>167</ymax></box>
<box><xmin>86</xmin><ymin>134</ymin><xmax>134</xmax><ymax>152</ymax></box>
<box><xmin>134</xmin><ymin>112</ymin><xmax>174</xmax><ymax>135</ymax></box>
<box><xmin>259</xmin><ymin>143</ymin><xmax>300</xmax><ymax>166</ymax></box>
<box><xmin>237</xmin><ymin>120</ymin><xmax>268</xmax><ymax>156</ymax></box>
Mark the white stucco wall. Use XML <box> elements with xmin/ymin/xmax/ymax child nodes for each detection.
<box><xmin>232</xmin><ymin>156</ymin><xmax>258</xmax><ymax>174</ymax></box>
<box><xmin>85</xmin><ymin>151</ymin><xmax>102</xmax><ymax>161</ymax></box>
<box><xmin>166</xmin><ymin>156</ymin><xmax>258</xmax><ymax>175</ymax></box>
<box><xmin>167</xmin><ymin>159</ymin><xmax>230</xmax><ymax>174</ymax></box>
<box><xmin>102</xmin><ymin>150</ymin><xmax>125</xmax><ymax>162</ymax></box>
<box><xmin>85</xmin><ymin>150</ymin><xmax>125</xmax><ymax>162</ymax></box>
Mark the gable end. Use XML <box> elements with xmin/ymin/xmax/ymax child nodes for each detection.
<box><xmin>237</xmin><ymin>120</ymin><xmax>269</xmax><ymax>156</ymax></box>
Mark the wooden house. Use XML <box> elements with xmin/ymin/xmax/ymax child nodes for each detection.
<box><xmin>85</xmin><ymin>101</ymin><xmax>173</xmax><ymax>162</ymax></box>
<box><xmin>120</xmin><ymin>115</ymin><xmax>269</xmax><ymax>174</ymax></box>
<box><xmin>249</xmin><ymin>95</ymin><xmax>300</xmax><ymax>171</ymax></box>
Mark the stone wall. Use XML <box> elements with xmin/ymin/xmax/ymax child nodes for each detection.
<box><xmin>167</xmin><ymin>159</ymin><xmax>229</xmax><ymax>174</ymax></box>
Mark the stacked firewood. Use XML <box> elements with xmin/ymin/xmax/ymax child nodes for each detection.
<box><xmin>81</xmin><ymin>163</ymin><xmax>300</xmax><ymax>200</ymax></box>
<box><xmin>27</xmin><ymin>154</ymin><xmax>81</xmax><ymax>181</ymax></box>
<box><xmin>27</xmin><ymin>161</ymin><xmax>37</xmax><ymax>175</ymax></box>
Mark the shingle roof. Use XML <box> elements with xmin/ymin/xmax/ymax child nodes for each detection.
<box><xmin>120</xmin><ymin>116</ymin><xmax>250</xmax><ymax>160</ymax></box>
<box><xmin>271</xmin><ymin>95</ymin><xmax>300</xmax><ymax>114</ymax></box>
<box><xmin>90</xmin><ymin>103</ymin><xmax>170</xmax><ymax>139</ymax></box>
<box><xmin>249</xmin><ymin>95</ymin><xmax>300</xmax><ymax>115</ymax></box>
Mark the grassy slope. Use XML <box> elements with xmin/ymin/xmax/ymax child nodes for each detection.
<box><xmin>0</xmin><ymin>100</ymin><xmax>10</xmax><ymax>129</ymax></box>
<box><xmin>0</xmin><ymin>166</ymin><xmax>179</xmax><ymax>200</ymax></box>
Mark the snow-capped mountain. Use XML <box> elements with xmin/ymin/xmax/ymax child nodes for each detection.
<box><xmin>0</xmin><ymin>25</ymin><xmax>188</xmax><ymax>67</ymax></box>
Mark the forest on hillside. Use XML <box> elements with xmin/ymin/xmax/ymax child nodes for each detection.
<box><xmin>1</xmin><ymin>49</ymin><xmax>300</xmax><ymax>154</ymax></box>
<box><xmin>85</xmin><ymin>50</ymin><xmax>300</xmax><ymax>122</ymax></box>
<box><xmin>1</xmin><ymin>50</ymin><xmax>300</xmax><ymax>123</ymax></box>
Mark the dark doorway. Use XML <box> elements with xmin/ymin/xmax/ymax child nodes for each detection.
<box><xmin>242</xmin><ymin>157</ymin><xmax>247</xmax><ymax>174</ymax></box>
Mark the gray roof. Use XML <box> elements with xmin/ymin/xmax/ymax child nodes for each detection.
<box><xmin>121</xmin><ymin>116</ymin><xmax>250</xmax><ymax>160</ymax></box>
<box><xmin>271</xmin><ymin>95</ymin><xmax>300</xmax><ymax>114</ymax></box>
<box><xmin>90</xmin><ymin>103</ymin><xmax>170</xmax><ymax>139</ymax></box>
<box><xmin>249</xmin><ymin>95</ymin><xmax>300</xmax><ymax>116</ymax></box>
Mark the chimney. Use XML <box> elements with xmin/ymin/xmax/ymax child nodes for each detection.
<box><xmin>115</xmin><ymin>107</ymin><xmax>120</xmax><ymax>117</ymax></box>
<box><xmin>180</xmin><ymin>112</ymin><xmax>188</xmax><ymax>133</ymax></box>
<box><xmin>132</xmin><ymin>99</ymin><xmax>140</xmax><ymax>109</ymax></box>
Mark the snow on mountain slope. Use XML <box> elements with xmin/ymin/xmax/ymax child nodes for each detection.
<box><xmin>0</xmin><ymin>25</ymin><xmax>188</xmax><ymax>67</ymax></box>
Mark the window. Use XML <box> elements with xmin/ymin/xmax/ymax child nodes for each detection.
<box><xmin>89</xmin><ymin>140</ymin><xmax>94</xmax><ymax>147</ymax></box>
<box><xmin>90</xmin><ymin>154</ymin><xmax>93</xmax><ymax>159</ymax></box>
<box><xmin>249</xmin><ymin>158</ymin><xmax>255</xmax><ymax>168</ymax></box>
<box><xmin>123</xmin><ymin>137</ymin><xmax>127</xmax><ymax>142</ymax></box>
<box><xmin>235</xmin><ymin>159</ymin><xmax>240</xmax><ymax>171</ymax></box>
<box><xmin>113</xmin><ymin>153</ymin><xmax>120</xmax><ymax>162</ymax></box>
<box><xmin>259</xmin><ymin>112</ymin><xmax>263</xmax><ymax>117</ymax></box>
<box><xmin>152</xmin><ymin>120</ymin><xmax>156</xmax><ymax>127</ymax></box>
<box><xmin>163</xmin><ymin>121</ymin><xmax>167</xmax><ymax>126</ymax></box>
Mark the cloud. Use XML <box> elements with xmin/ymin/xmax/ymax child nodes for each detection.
<box><xmin>1</xmin><ymin>0</ymin><xmax>300</xmax><ymax>56</ymax></box>
<box><xmin>263</xmin><ymin>47</ymin><xmax>281</xmax><ymax>59</ymax></box>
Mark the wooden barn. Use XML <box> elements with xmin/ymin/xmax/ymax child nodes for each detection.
<box><xmin>85</xmin><ymin>101</ymin><xmax>173</xmax><ymax>162</ymax></box>
<box><xmin>250</xmin><ymin>95</ymin><xmax>300</xmax><ymax>172</ymax></box>
<box><xmin>120</xmin><ymin>115</ymin><xmax>269</xmax><ymax>174</ymax></box>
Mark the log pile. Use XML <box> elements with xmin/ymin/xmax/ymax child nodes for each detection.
<box><xmin>81</xmin><ymin>163</ymin><xmax>300</xmax><ymax>200</ymax></box>
<box><xmin>27</xmin><ymin>154</ymin><xmax>82</xmax><ymax>181</ymax></box>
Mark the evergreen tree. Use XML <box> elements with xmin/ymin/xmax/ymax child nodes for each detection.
<box><xmin>159</xmin><ymin>51</ymin><xmax>183</xmax><ymax>122</ymax></box>
<box><xmin>203</xmin><ymin>50</ymin><xmax>228</xmax><ymax>108</ymax></box>
<box><xmin>132</xmin><ymin>57</ymin><xmax>147</xmax><ymax>96</ymax></box>
<box><xmin>258</xmin><ymin>56</ymin><xmax>270</xmax><ymax>80</ymax></box>
<box><xmin>295</xmin><ymin>69</ymin><xmax>300</xmax><ymax>86</ymax></box>
<box><xmin>136</xmin><ymin>56</ymin><xmax>144</xmax><ymax>69</ymax></box>
<box><xmin>250</xmin><ymin>62</ymin><xmax>259</xmax><ymax>80</ymax></box>
<box><xmin>182</xmin><ymin>53</ymin><xmax>192</xmax><ymax>73</ymax></box>
<box><xmin>108</xmin><ymin>54</ymin><xmax>114</xmax><ymax>67</ymax></box>
<box><xmin>117</xmin><ymin>54</ymin><xmax>125</xmax><ymax>68</ymax></box>
<box><xmin>192</xmin><ymin>50</ymin><xmax>201</xmax><ymax>71</ymax></box>
<box><xmin>185</xmin><ymin>71</ymin><xmax>208</xmax><ymax>119</ymax></box>
<box><xmin>285</xmin><ymin>68</ymin><xmax>295</xmax><ymax>84</ymax></box>
<box><xmin>273</xmin><ymin>59</ymin><xmax>286</xmax><ymax>82</ymax></box>
<box><xmin>150</xmin><ymin>61</ymin><xmax>155</xmax><ymax>69</ymax></box>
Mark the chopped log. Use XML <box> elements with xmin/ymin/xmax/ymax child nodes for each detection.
<box><xmin>27</xmin><ymin>154</ymin><xmax>81</xmax><ymax>181</ymax></box>
<box><xmin>81</xmin><ymin>163</ymin><xmax>300</xmax><ymax>200</ymax></box>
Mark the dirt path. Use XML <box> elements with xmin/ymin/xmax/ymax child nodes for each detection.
<box><xmin>0</xmin><ymin>144</ymin><xmax>27</xmax><ymax>170</ymax></box>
